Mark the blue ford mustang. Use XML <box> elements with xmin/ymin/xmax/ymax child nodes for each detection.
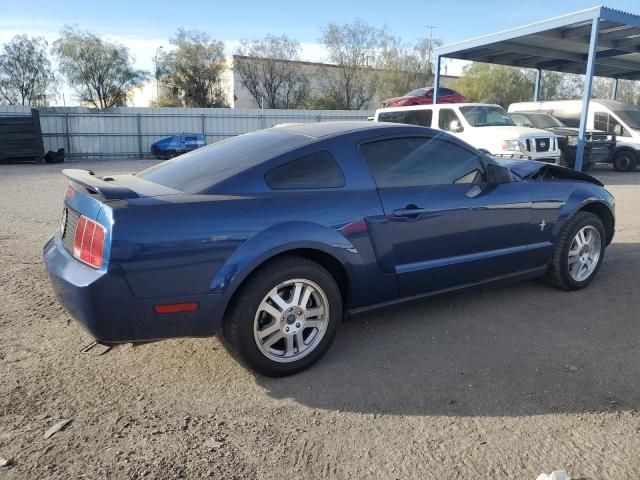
<box><xmin>44</xmin><ymin>122</ymin><xmax>615</xmax><ymax>376</ymax></box>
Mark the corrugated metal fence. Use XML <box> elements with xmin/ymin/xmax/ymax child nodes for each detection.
<box><xmin>0</xmin><ymin>106</ymin><xmax>374</xmax><ymax>159</ymax></box>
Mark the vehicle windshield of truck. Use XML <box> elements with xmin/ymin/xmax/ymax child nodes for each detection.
<box><xmin>459</xmin><ymin>106</ymin><xmax>516</xmax><ymax>127</ymax></box>
<box><xmin>406</xmin><ymin>88</ymin><xmax>428</xmax><ymax>97</ymax></box>
<box><xmin>526</xmin><ymin>113</ymin><xmax>566</xmax><ymax>129</ymax></box>
<box><xmin>614</xmin><ymin>108</ymin><xmax>640</xmax><ymax>130</ymax></box>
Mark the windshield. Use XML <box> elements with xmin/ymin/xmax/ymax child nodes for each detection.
<box><xmin>459</xmin><ymin>105</ymin><xmax>515</xmax><ymax>127</ymax></box>
<box><xmin>526</xmin><ymin>113</ymin><xmax>565</xmax><ymax>129</ymax></box>
<box><xmin>406</xmin><ymin>88</ymin><xmax>428</xmax><ymax>97</ymax></box>
<box><xmin>615</xmin><ymin>109</ymin><xmax>640</xmax><ymax>130</ymax></box>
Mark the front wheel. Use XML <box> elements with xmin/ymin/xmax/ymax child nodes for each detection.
<box><xmin>222</xmin><ymin>256</ymin><xmax>341</xmax><ymax>377</ymax></box>
<box><xmin>613</xmin><ymin>150</ymin><xmax>637</xmax><ymax>172</ymax></box>
<box><xmin>547</xmin><ymin>212</ymin><xmax>606</xmax><ymax>290</ymax></box>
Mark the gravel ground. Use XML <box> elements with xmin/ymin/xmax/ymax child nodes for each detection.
<box><xmin>1</xmin><ymin>158</ymin><xmax>639</xmax><ymax>479</ymax></box>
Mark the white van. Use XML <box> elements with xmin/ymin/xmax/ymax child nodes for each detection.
<box><xmin>374</xmin><ymin>103</ymin><xmax>561</xmax><ymax>163</ymax></box>
<box><xmin>509</xmin><ymin>99</ymin><xmax>640</xmax><ymax>171</ymax></box>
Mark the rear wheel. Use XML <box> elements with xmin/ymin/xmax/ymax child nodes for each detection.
<box><xmin>547</xmin><ymin>212</ymin><xmax>606</xmax><ymax>290</ymax></box>
<box><xmin>222</xmin><ymin>256</ymin><xmax>341</xmax><ymax>377</ymax></box>
<box><xmin>613</xmin><ymin>150</ymin><xmax>636</xmax><ymax>172</ymax></box>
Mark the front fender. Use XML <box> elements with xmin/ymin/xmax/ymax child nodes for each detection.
<box><xmin>552</xmin><ymin>187</ymin><xmax>615</xmax><ymax>242</ymax></box>
<box><xmin>209</xmin><ymin>221</ymin><xmax>361</xmax><ymax>296</ymax></box>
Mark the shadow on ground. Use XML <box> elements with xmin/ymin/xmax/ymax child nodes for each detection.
<box><xmin>258</xmin><ymin>242</ymin><xmax>640</xmax><ymax>417</ymax></box>
<box><xmin>591</xmin><ymin>165</ymin><xmax>640</xmax><ymax>186</ymax></box>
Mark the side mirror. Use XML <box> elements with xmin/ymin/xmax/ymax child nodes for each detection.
<box><xmin>613</xmin><ymin>124</ymin><xmax>623</xmax><ymax>136</ymax></box>
<box><xmin>486</xmin><ymin>163</ymin><xmax>513</xmax><ymax>184</ymax></box>
<box><xmin>449</xmin><ymin>119</ymin><xmax>463</xmax><ymax>133</ymax></box>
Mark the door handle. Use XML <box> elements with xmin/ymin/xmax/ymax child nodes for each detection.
<box><xmin>393</xmin><ymin>205</ymin><xmax>428</xmax><ymax>218</ymax></box>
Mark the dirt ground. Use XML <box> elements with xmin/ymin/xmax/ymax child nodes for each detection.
<box><xmin>1</xmin><ymin>158</ymin><xmax>639</xmax><ymax>479</ymax></box>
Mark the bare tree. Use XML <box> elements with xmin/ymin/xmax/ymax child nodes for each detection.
<box><xmin>159</xmin><ymin>28</ymin><xmax>227</xmax><ymax>108</ymax></box>
<box><xmin>53</xmin><ymin>26</ymin><xmax>148</xmax><ymax>109</ymax></box>
<box><xmin>320</xmin><ymin>21</ymin><xmax>381</xmax><ymax>110</ymax></box>
<box><xmin>235</xmin><ymin>35</ymin><xmax>310</xmax><ymax>109</ymax></box>
<box><xmin>0</xmin><ymin>35</ymin><xmax>56</xmax><ymax>106</ymax></box>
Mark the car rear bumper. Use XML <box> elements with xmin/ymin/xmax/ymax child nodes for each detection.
<box><xmin>43</xmin><ymin>236</ymin><xmax>225</xmax><ymax>342</ymax></box>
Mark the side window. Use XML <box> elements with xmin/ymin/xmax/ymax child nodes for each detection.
<box><xmin>595</xmin><ymin>112</ymin><xmax>628</xmax><ymax>136</ymax></box>
<box><xmin>377</xmin><ymin>109</ymin><xmax>433</xmax><ymax>127</ymax></box>
<box><xmin>438</xmin><ymin>109</ymin><xmax>463</xmax><ymax>131</ymax></box>
<box><xmin>360</xmin><ymin>137</ymin><xmax>484</xmax><ymax>188</ymax></box>
<box><xmin>265</xmin><ymin>151</ymin><xmax>345</xmax><ymax>189</ymax></box>
<box><xmin>440</xmin><ymin>88</ymin><xmax>454</xmax><ymax>97</ymax></box>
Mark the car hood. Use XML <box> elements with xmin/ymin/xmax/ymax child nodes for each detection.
<box><xmin>493</xmin><ymin>159</ymin><xmax>604</xmax><ymax>186</ymax></box>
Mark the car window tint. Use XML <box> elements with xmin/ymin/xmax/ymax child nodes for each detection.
<box><xmin>360</xmin><ymin>137</ymin><xmax>483</xmax><ymax>188</ymax></box>
<box><xmin>377</xmin><ymin>109</ymin><xmax>433</xmax><ymax>127</ymax></box>
<box><xmin>438</xmin><ymin>109</ymin><xmax>462</xmax><ymax>131</ymax></box>
<box><xmin>265</xmin><ymin>151</ymin><xmax>345</xmax><ymax>189</ymax></box>
<box><xmin>138</xmin><ymin>130</ymin><xmax>312</xmax><ymax>193</ymax></box>
<box><xmin>440</xmin><ymin>88</ymin><xmax>454</xmax><ymax>96</ymax></box>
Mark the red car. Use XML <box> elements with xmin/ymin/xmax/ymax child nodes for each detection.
<box><xmin>382</xmin><ymin>87</ymin><xmax>467</xmax><ymax>107</ymax></box>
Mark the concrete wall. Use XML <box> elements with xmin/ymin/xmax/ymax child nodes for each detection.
<box><xmin>0</xmin><ymin>106</ymin><xmax>373</xmax><ymax>158</ymax></box>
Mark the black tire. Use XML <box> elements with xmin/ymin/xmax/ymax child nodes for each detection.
<box><xmin>222</xmin><ymin>255</ymin><xmax>342</xmax><ymax>377</ymax></box>
<box><xmin>613</xmin><ymin>150</ymin><xmax>637</xmax><ymax>172</ymax></box>
<box><xmin>166</xmin><ymin>150</ymin><xmax>178</xmax><ymax>159</ymax></box>
<box><xmin>546</xmin><ymin>211</ymin><xmax>606</xmax><ymax>291</ymax></box>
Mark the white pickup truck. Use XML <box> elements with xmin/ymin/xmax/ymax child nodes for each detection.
<box><xmin>374</xmin><ymin>103</ymin><xmax>561</xmax><ymax>163</ymax></box>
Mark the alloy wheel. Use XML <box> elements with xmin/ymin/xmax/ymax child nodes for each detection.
<box><xmin>567</xmin><ymin>225</ymin><xmax>602</xmax><ymax>282</ymax></box>
<box><xmin>253</xmin><ymin>278</ymin><xmax>329</xmax><ymax>363</ymax></box>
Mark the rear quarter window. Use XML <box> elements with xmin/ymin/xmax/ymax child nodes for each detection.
<box><xmin>265</xmin><ymin>151</ymin><xmax>345</xmax><ymax>189</ymax></box>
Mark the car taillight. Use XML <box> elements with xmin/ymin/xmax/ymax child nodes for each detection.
<box><xmin>72</xmin><ymin>215</ymin><xmax>106</xmax><ymax>268</ymax></box>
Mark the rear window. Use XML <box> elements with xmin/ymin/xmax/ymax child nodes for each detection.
<box><xmin>377</xmin><ymin>109</ymin><xmax>433</xmax><ymax>127</ymax></box>
<box><xmin>265</xmin><ymin>151</ymin><xmax>345</xmax><ymax>189</ymax></box>
<box><xmin>138</xmin><ymin>130</ymin><xmax>311</xmax><ymax>193</ymax></box>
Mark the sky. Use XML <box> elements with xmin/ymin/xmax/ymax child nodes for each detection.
<box><xmin>1</xmin><ymin>0</ymin><xmax>639</xmax><ymax>103</ymax></box>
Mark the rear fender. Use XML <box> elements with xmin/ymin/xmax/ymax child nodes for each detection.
<box><xmin>210</xmin><ymin>221</ymin><xmax>361</xmax><ymax>297</ymax></box>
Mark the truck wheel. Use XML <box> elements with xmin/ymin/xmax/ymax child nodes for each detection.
<box><xmin>222</xmin><ymin>255</ymin><xmax>341</xmax><ymax>377</ymax></box>
<box><xmin>613</xmin><ymin>151</ymin><xmax>636</xmax><ymax>172</ymax></box>
<box><xmin>546</xmin><ymin>212</ymin><xmax>606</xmax><ymax>291</ymax></box>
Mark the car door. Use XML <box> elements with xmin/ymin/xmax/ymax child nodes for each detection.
<box><xmin>360</xmin><ymin>135</ymin><xmax>532</xmax><ymax>298</ymax></box>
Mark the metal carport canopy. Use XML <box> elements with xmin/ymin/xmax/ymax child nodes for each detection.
<box><xmin>433</xmin><ymin>5</ymin><xmax>640</xmax><ymax>171</ymax></box>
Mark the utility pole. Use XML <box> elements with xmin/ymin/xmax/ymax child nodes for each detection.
<box><xmin>425</xmin><ymin>25</ymin><xmax>437</xmax><ymax>77</ymax></box>
<box><xmin>155</xmin><ymin>46</ymin><xmax>164</xmax><ymax>108</ymax></box>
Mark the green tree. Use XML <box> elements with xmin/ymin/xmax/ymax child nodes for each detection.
<box><xmin>320</xmin><ymin>21</ymin><xmax>380</xmax><ymax>110</ymax></box>
<box><xmin>375</xmin><ymin>36</ymin><xmax>441</xmax><ymax>101</ymax></box>
<box><xmin>0</xmin><ymin>35</ymin><xmax>56</xmax><ymax>106</ymax></box>
<box><xmin>159</xmin><ymin>28</ymin><xmax>227</xmax><ymax>108</ymax></box>
<box><xmin>53</xmin><ymin>26</ymin><xmax>148</xmax><ymax>109</ymax></box>
<box><xmin>235</xmin><ymin>35</ymin><xmax>310</xmax><ymax>109</ymax></box>
<box><xmin>452</xmin><ymin>63</ymin><xmax>534</xmax><ymax>108</ymax></box>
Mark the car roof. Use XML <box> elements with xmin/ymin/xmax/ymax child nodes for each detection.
<box><xmin>271</xmin><ymin>121</ymin><xmax>392</xmax><ymax>139</ymax></box>
<box><xmin>376</xmin><ymin>103</ymin><xmax>501</xmax><ymax>113</ymax></box>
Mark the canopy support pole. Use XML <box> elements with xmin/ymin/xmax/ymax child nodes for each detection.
<box><xmin>433</xmin><ymin>55</ymin><xmax>441</xmax><ymax>105</ymax></box>
<box><xmin>611</xmin><ymin>78</ymin><xmax>619</xmax><ymax>100</ymax></box>
<box><xmin>575</xmin><ymin>18</ymin><xmax>600</xmax><ymax>172</ymax></box>
<box><xmin>533</xmin><ymin>68</ymin><xmax>542</xmax><ymax>101</ymax></box>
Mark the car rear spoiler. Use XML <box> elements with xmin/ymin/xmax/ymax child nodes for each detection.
<box><xmin>62</xmin><ymin>169</ymin><xmax>140</xmax><ymax>200</ymax></box>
